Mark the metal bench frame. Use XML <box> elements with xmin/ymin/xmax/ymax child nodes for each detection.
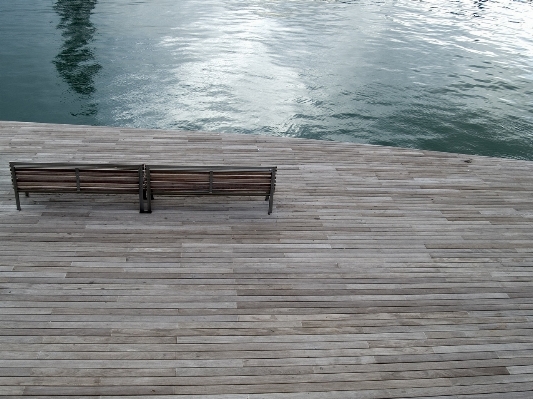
<box><xmin>145</xmin><ymin>165</ymin><xmax>277</xmax><ymax>214</ymax></box>
<box><xmin>9</xmin><ymin>162</ymin><xmax>145</xmax><ymax>212</ymax></box>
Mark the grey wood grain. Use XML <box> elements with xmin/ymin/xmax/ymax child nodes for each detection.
<box><xmin>1</xmin><ymin>121</ymin><xmax>533</xmax><ymax>397</ymax></box>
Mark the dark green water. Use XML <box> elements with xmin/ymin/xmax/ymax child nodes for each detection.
<box><xmin>1</xmin><ymin>0</ymin><xmax>532</xmax><ymax>159</ymax></box>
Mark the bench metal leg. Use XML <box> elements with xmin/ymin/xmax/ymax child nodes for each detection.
<box><xmin>15</xmin><ymin>191</ymin><xmax>21</xmax><ymax>211</ymax></box>
<box><xmin>143</xmin><ymin>190</ymin><xmax>153</xmax><ymax>200</ymax></box>
<box><xmin>267</xmin><ymin>167</ymin><xmax>276</xmax><ymax>215</ymax></box>
<box><xmin>10</xmin><ymin>163</ymin><xmax>21</xmax><ymax>211</ymax></box>
<box><xmin>138</xmin><ymin>166</ymin><xmax>145</xmax><ymax>213</ymax></box>
<box><xmin>146</xmin><ymin>167</ymin><xmax>152</xmax><ymax>213</ymax></box>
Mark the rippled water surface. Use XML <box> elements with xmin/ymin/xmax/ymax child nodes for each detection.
<box><xmin>1</xmin><ymin>0</ymin><xmax>532</xmax><ymax>159</ymax></box>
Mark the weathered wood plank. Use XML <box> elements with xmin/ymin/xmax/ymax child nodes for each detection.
<box><xmin>1</xmin><ymin>121</ymin><xmax>533</xmax><ymax>397</ymax></box>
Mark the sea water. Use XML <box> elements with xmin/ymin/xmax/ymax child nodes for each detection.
<box><xmin>0</xmin><ymin>0</ymin><xmax>532</xmax><ymax>159</ymax></box>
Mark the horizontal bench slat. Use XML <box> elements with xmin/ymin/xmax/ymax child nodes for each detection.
<box><xmin>77</xmin><ymin>188</ymin><xmax>141</xmax><ymax>193</ymax></box>
<box><xmin>151</xmin><ymin>191</ymin><xmax>269</xmax><ymax>196</ymax></box>
<box><xmin>16</xmin><ymin>187</ymin><xmax>79</xmax><ymax>192</ymax></box>
<box><xmin>151</xmin><ymin>174</ymin><xmax>273</xmax><ymax>178</ymax></box>
<box><xmin>16</xmin><ymin>177</ymin><xmax>139</xmax><ymax>183</ymax></box>
<box><xmin>14</xmin><ymin>169</ymin><xmax>76</xmax><ymax>174</ymax></box>
<box><xmin>80</xmin><ymin>178</ymin><xmax>140</xmax><ymax>183</ymax></box>
<box><xmin>15</xmin><ymin>169</ymin><xmax>139</xmax><ymax>174</ymax></box>
<box><xmin>17</xmin><ymin>178</ymin><xmax>140</xmax><ymax>184</ymax></box>
<box><xmin>150</xmin><ymin>180</ymin><xmax>271</xmax><ymax>185</ymax></box>
<box><xmin>150</xmin><ymin>177</ymin><xmax>209</xmax><ymax>182</ymax></box>
<box><xmin>151</xmin><ymin>184</ymin><xmax>209</xmax><ymax>189</ymax></box>
<box><xmin>16</xmin><ymin>187</ymin><xmax>140</xmax><ymax>193</ymax></box>
<box><xmin>150</xmin><ymin>177</ymin><xmax>272</xmax><ymax>183</ymax></box>
<box><xmin>150</xmin><ymin>181</ymin><xmax>273</xmax><ymax>188</ymax></box>
<box><xmin>16</xmin><ymin>183</ymin><xmax>141</xmax><ymax>190</ymax></box>
<box><xmin>16</xmin><ymin>177</ymin><xmax>77</xmax><ymax>183</ymax></box>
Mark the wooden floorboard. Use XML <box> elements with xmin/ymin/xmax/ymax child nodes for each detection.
<box><xmin>1</xmin><ymin>121</ymin><xmax>533</xmax><ymax>397</ymax></box>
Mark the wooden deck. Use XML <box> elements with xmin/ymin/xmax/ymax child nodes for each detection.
<box><xmin>1</xmin><ymin>121</ymin><xmax>533</xmax><ymax>398</ymax></box>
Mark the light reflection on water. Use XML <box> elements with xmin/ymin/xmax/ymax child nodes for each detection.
<box><xmin>0</xmin><ymin>0</ymin><xmax>532</xmax><ymax>159</ymax></box>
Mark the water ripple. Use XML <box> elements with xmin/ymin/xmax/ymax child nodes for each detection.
<box><xmin>1</xmin><ymin>0</ymin><xmax>532</xmax><ymax>159</ymax></box>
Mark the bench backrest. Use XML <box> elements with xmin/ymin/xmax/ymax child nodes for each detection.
<box><xmin>145</xmin><ymin>166</ymin><xmax>276</xmax><ymax>195</ymax></box>
<box><xmin>10</xmin><ymin>163</ymin><xmax>143</xmax><ymax>193</ymax></box>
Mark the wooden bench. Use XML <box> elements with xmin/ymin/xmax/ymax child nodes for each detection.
<box><xmin>9</xmin><ymin>162</ymin><xmax>145</xmax><ymax>212</ymax></box>
<box><xmin>145</xmin><ymin>166</ymin><xmax>277</xmax><ymax>214</ymax></box>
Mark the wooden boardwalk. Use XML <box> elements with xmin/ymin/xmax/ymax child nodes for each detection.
<box><xmin>1</xmin><ymin>121</ymin><xmax>533</xmax><ymax>398</ymax></box>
